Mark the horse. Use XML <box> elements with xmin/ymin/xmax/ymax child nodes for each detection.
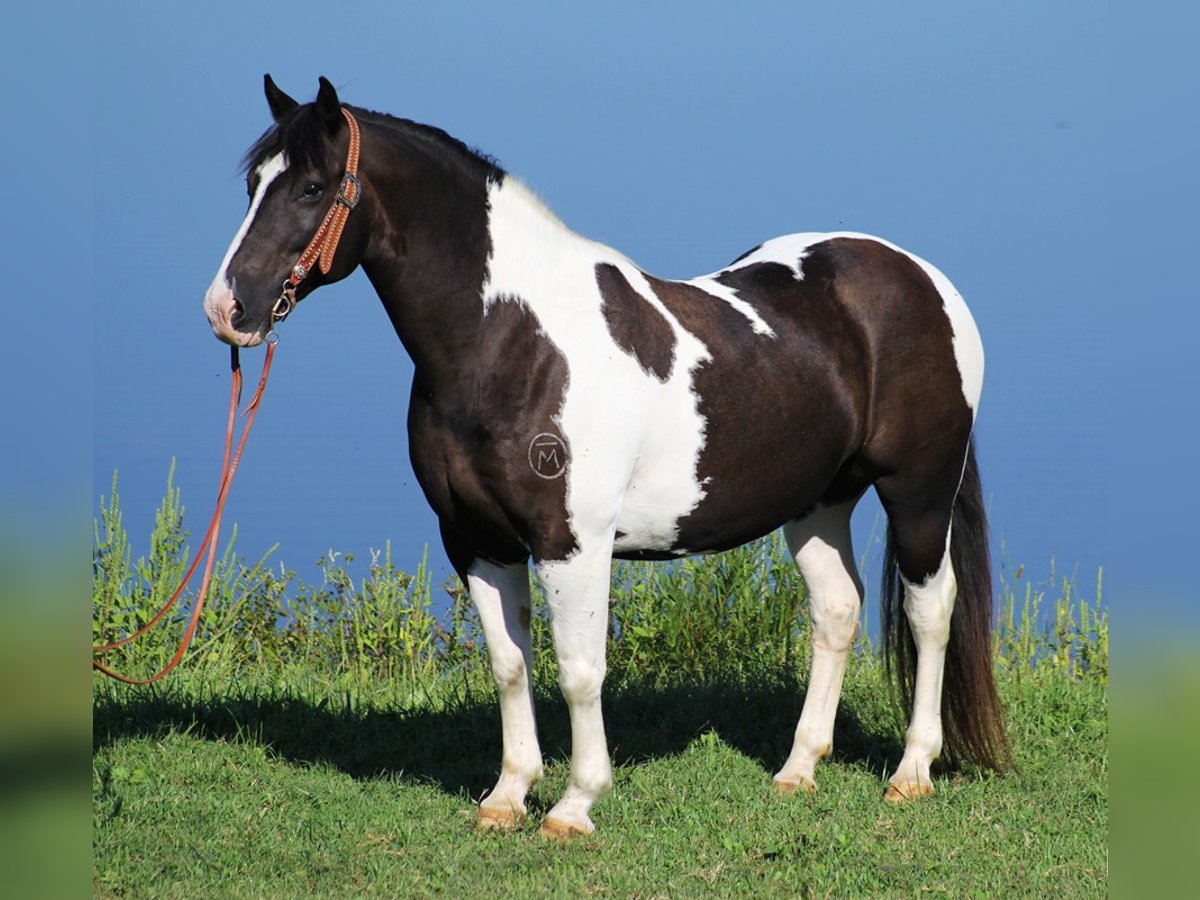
<box><xmin>203</xmin><ymin>76</ymin><xmax>1010</xmax><ymax>837</ymax></box>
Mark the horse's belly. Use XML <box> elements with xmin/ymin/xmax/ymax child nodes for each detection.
<box><xmin>605</xmin><ymin>410</ymin><xmax>707</xmax><ymax>554</ymax></box>
<box><xmin>609</xmin><ymin>426</ymin><xmax>843</xmax><ymax>558</ymax></box>
<box><xmin>612</xmin><ymin>479</ymin><xmax>701</xmax><ymax>556</ymax></box>
<box><xmin>611</xmin><ymin>477</ymin><xmax>824</xmax><ymax>559</ymax></box>
<box><xmin>609</xmin><ymin>400</ymin><xmax>854</xmax><ymax>556</ymax></box>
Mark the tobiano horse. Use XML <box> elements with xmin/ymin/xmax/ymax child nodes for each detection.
<box><xmin>203</xmin><ymin>76</ymin><xmax>1010</xmax><ymax>836</ymax></box>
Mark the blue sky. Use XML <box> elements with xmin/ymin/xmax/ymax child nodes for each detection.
<box><xmin>10</xmin><ymin>2</ymin><xmax>1192</xmax><ymax>621</ymax></box>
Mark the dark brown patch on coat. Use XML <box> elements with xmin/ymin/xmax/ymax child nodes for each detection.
<box><xmin>407</xmin><ymin>294</ymin><xmax>579</xmax><ymax>569</ymax></box>
<box><xmin>634</xmin><ymin>238</ymin><xmax>973</xmax><ymax>560</ymax></box>
<box><xmin>595</xmin><ymin>263</ymin><xmax>676</xmax><ymax>381</ymax></box>
<box><xmin>809</xmin><ymin>240</ymin><xmax>975</xmax><ymax>582</ymax></box>
<box><xmin>643</xmin><ymin>266</ymin><xmax>866</xmax><ymax>554</ymax></box>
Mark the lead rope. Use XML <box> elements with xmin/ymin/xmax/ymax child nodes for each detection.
<box><xmin>92</xmin><ymin>339</ymin><xmax>277</xmax><ymax>684</ymax></box>
<box><xmin>94</xmin><ymin>107</ymin><xmax>362</xmax><ymax>682</ymax></box>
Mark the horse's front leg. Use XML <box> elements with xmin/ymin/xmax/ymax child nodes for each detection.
<box><xmin>534</xmin><ymin>540</ymin><xmax>614</xmax><ymax>837</ymax></box>
<box><xmin>466</xmin><ymin>559</ymin><xmax>545</xmax><ymax>828</ymax></box>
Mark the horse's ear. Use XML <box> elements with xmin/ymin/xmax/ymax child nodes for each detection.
<box><xmin>315</xmin><ymin>77</ymin><xmax>343</xmax><ymax>133</ymax></box>
<box><xmin>263</xmin><ymin>74</ymin><xmax>298</xmax><ymax>122</ymax></box>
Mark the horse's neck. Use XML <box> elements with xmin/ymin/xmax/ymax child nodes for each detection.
<box><xmin>366</xmin><ymin>172</ymin><xmax>612</xmax><ymax>392</ymax></box>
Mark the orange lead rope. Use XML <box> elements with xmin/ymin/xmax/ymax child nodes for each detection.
<box><xmin>96</xmin><ymin>107</ymin><xmax>362</xmax><ymax>683</ymax></box>
<box><xmin>93</xmin><ymin>340</ymin><xmax>276</xmax><ymax>684</ymax></box>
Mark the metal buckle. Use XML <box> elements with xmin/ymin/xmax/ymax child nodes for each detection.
<box><xmin>272</xmin><ymin>284</ymin><xmax>295</xmax><ymax>321</ymax></box>
<box><xmin>337</xmin><ymin>172</ymin><xmax>361</xmax><ymax>209</ymax></box>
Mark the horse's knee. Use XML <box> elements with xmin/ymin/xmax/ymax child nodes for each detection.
<box><xmin>557</xmin><ymin>655</ymin><xmax>605</xmax><ymax>705</ymax></box>
<box><xmin>809</xmin><ymin>589</ymin><xmax>861</xmax><ymax>651</ymax></box>
<box><xmin>488</xmin><ymin>647</ymin><xmax>529</xmax><ymax>692</ymax></box>
<box><xmin>788</xmin><ymin>505</ymin><xmax>863</xmax><ymax>653</ymax></box>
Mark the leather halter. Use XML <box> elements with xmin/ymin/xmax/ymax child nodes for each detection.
<box><xmin>272</xmin><ymin>107</ymin><xmax>363</xmax><ymax>321</ymax></box>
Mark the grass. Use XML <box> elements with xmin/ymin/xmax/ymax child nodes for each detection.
<box><xmin>93</xmin><ymin>469</ymin><xmax>1107</xmax><ymax>897</ymax></box>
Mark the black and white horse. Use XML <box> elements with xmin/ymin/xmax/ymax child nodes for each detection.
<box><xmin>204</xmin><ymin>77</ymin><xmax>1010</xmax><ymax>836</ymax></box>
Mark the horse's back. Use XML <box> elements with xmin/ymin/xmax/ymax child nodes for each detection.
<box><xmin>757</xmin><ymin>234</ymin><xmax>982</xmax><ymax>471</ymax></box>
<box><xmin>718</xmin><ymin>231</ymin><xmax>982</xmax><ymax>409</ymax></box>
<box><xmin>609</xmin><ymin>231</ymin><xmax>981</xmax><ymax>555</ymax></box>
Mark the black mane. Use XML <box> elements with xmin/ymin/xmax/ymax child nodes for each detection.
<box><xmin>241</xmin><ymin>104</ymin><xmax>504</xmax><ymax>182</ymax></box>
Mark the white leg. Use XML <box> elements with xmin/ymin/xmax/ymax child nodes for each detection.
<box><xmin>468</xmin><ymin>560</ymin><xmax>544</xmax><ymax>827</ymax></box>
<box><xmin>774</xmin><ymin>503</ymin><xmax>863</xmax><ymax>794</ymax></box>
<box><xmin>886</xmin><ymin>548</ymin><xmax>956</xmax><ymax>801</ymax></box>
<box><xmin>535</xmin><ymin>544</ymin><xmax>614</xmax><ymax>836</ymax></box>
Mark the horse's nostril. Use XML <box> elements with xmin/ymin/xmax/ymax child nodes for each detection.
<box><xmin>231</xmin><ymin>297</ymin><xmax>245</xmax><ymax>327</ymax></box>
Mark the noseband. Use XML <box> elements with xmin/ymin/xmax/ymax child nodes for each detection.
<box><xmin>272</xmin><ymin>107</ymin><xmax>363</xmax><ymax>321</ymax></box>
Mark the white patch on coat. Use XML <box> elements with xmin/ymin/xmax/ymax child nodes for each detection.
<box><xmin>481</xmin><ymin>179</ymin><xmax>711</xmax><ymax>555</ymax></box>
<box><xmin>203</xmin><ymin>153</ymin><xmax>289</xmax><ymax>329</ymax></box>
<box><xmin>681</xmin><ymin>275</ymin><xmax>776</xmax><ymax>336</ymax></box>
<box><xmin>721</xmin><ymin>234</ymin><xmax>808</xmax><ymax>279</ymax></box>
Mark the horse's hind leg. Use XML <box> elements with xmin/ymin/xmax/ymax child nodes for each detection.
<box><xmin>774</xmin><ymin>501</ymin><xmax>863</xmax><ymax>794</ymax></box>
<box><xmin>466</xmin><ymin>560</ymin><xmax>545</xmax><ymax>828</ymax></box>
<box><xmin>874</xmin><ymin>464</ymin><xmax>962</xmax><ymax>802</ymax></box>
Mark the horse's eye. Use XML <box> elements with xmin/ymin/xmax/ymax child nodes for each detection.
<box><xmin>301</xmin><ymin>183</ymin><xmax>324</xmax><ymax>201</ymax></box>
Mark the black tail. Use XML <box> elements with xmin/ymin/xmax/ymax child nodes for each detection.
<box><xmin>881</xmin><ymin>438</ymin><xmax>1012</xmax><ymax>772</ymax></box>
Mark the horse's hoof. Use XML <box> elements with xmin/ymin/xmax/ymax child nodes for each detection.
<box><xmin>884</xmin><ymin>781</ymin><xmax>935</xmax><ymax>803</ymax></box>
<box><xmin>540</xmin><ymin>815</ymin><xmax>593</xmax><ymax>839</ymax></box>
<box><xmin>772</xmin><ymin>775</ymin><xmax>817</xmax><ymax>795</ymax></box>
<box><xmin>477</xmin><ymin>806</ymin><xmax>524</xmax><ymax>830</ymax></box>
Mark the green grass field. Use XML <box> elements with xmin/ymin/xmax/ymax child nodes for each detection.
<box><xmin>93</xmin><ymin>471</ymin><xmax>1107</xmax><ymax>897</ymax></box>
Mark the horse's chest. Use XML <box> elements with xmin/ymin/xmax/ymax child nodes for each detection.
<box><xmin>406</xmin><ymin>392</ymin><xmax>577</xmax><ymax>559</ymax></box>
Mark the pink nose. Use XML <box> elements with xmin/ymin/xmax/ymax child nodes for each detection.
<box><xmin>204</xmin><ymin>282</ymin><xmax>262</xmax><ymax>347</ymax></box>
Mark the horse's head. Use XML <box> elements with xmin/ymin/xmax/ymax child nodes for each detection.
<box><xmin>204</xmin><ymin>76</ymin><xmax>369</xmax><ymax>346</ymax></box>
